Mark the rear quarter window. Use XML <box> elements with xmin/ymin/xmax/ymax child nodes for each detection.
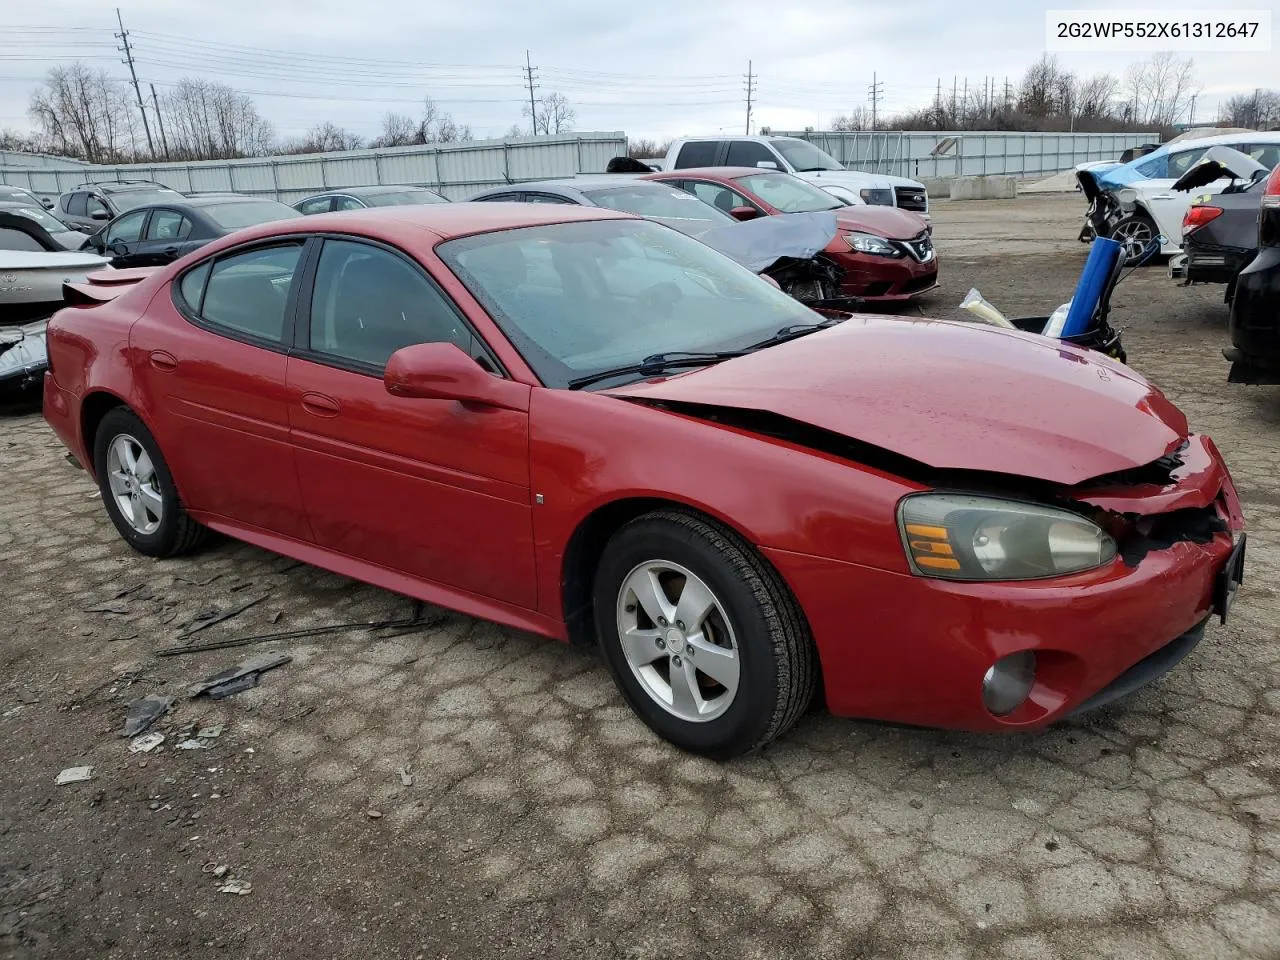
<box><xmin>177</xmin><ymin>261</ymin><xmax>212</xmax><ymax>312</ymax></box>
<box><xmin>673</xmin><ymin>141</ymin><xmax>721</xmax><ymax>168</ymax></box>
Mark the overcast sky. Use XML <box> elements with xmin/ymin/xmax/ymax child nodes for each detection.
<box><xmin>3</xmin><ymin>0</ymin><xmax>1277</xmax><ymax>145</ymax></box>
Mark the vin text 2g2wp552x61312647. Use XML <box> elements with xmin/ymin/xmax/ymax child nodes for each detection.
<box><xmin>41</xmin><ymin>203</ymin><xmax>1245</xmax><ymax>758</ymax></box>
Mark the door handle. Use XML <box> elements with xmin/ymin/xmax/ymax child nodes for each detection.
<box><xmin>300</xmin><ymin>392</ymin><xmax>340</xmax><ymax>418</ymax></box>
<box><xmin>163</xmin><ymin>246</ymin><xmax>179</xmax><ymax>255</ymax></box>
<box><xmin>149</xmin><ymin>350</ymin><xmax>178</xmax><ymax>372</ymax></box>
<box><xmin>1150</xmin><ymin>194</ymin><xmax>1176</xmax><ymax>200</ymax></box>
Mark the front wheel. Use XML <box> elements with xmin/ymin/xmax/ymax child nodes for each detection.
<box><xmin>1110</xmin><ymin>212</ymin><xmax>1158</xmax><ymax>265</ymax></box>
<box><xmin>593</xmin><ymin>510</ymin><xmax>817</xmax><ymax>758</ymax></box>
<box><xmin>93</xmin><ymin>407</ymin><xmax>207</xmax><ymax>557</ymax></box>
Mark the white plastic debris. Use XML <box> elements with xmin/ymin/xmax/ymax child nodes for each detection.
<box><xmin>196</xmin><ymin>724</ymin><xmax>224</xmax><ymax>740</ymax></box>
<box><xmin>55</xmin><ymin>766</ymin><xmax>94</xmax><ymax>785</ymax></box>
<box><xmin>218</xmin><ymin>879</ymin><xmax>252</xmax><ymax>895</ymax></box>
<box><xmin>128</xmin><ymin>733</ymin><xmax>165</xmax><ymax>754</ymax></box>
<box><xmin>176</xmin><ymin>739</ymin><xmax>209</xmax><ymax>751</ymax></box>
<box><xmin>959</xmin><ymin>288</ymin><xmax>1016</xmax><ymax>328</ymax></box>
<box><xmin>399</xmin><ymin>766</ymin><xmax>414</xmax><ymax>787</ymax></box>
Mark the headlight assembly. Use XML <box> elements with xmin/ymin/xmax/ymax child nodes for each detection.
<box><xmin>844</xmin><ymin>231</ymin><xmax>900</xmax><ymax>257</ymax></box>
<box><xmin>898</xmin><ymin>493</ymin><xmax>1117</xmax><ymax>581</ymax></box>
<box><xmin>859</xmin><ymin>188</ymin><xmax>894</xmax><ymax>206</ymax></box>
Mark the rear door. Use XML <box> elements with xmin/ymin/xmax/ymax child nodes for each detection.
<box><xmin>132</xmin><ymin>208</ymin><xmax>199</xmax><ymax>266</ymax></box>
<box><xmin>672</xmin><ymin>140</ymin><xmax>724</xmax><ymax>169</ymax></box>
<box><xmin>285</xmin><ymin>236</ymin><xmax>537</xmax><ymax>606</ymax></box>
<box><xmin>130</xmin><ymin>240</ymin><xmax>313</xmax><ymax>540</ymax></box>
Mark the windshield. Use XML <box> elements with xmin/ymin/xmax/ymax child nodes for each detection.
<box><xmin>580</xmin><ymin>184</ymin><xmax>734</xmax><ymax>236</ymax></box>
<box><xmin>738</xmin><ymin>173</ymin><xmax>843</xmax><ymax>213</ymax></box>
<box><xmin>110</xmin><ymin>190</ymin><xmax>183</xmax><ymax>211</ymax></box>
<box><xmin>770</xmin><ymin>139</ymin><xmax>843</xmax><ymax>172</ymax></box>
<box><xmin>362</xmin><ymin>189</ymin><xmax>446</xmax><ymax>206</ymax></box>
<box><xmin>203</xmin><ymin>201</ymin><xmax>303</xmax><ymax>230</ymax></box>
<box><xmin>4</xmin><ymin>205</ymin><xmax>73</xmax><ymax>233</ymax></box>
<box><xmin>440</xmin><ymin>219</ymin><xmax>817</xmax><ymax>388</ymax></box>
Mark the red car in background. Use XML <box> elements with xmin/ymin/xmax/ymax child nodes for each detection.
<box><xmin>43</xmin><ymin>204</ymin><xmax>1244</xmax><ymax>759</ymax></box>
<box><xmin>646</xmin><ymin>167</ymin><xmax>938</xmax><ymax>302</ymax></box>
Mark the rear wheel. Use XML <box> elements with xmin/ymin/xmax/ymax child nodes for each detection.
<box><xmin>593</xmin><ymin>510</ymin><xmax>817</xmax><ymax>758</ymax></box>
<box><xmin>93</xmin><ymin>407</ymin><xmax>206</xmax><ymax>557</ymax></box>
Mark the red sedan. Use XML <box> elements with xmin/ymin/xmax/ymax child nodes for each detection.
<box><xmin>43</xmin><ymin>204</ymin><xmax>1245</xmax><ymax>758</ymax></box>
<box><xmin>645</xmin><ymin>167</ymin><xmax>938</xmax><ymax>301</ymax></box>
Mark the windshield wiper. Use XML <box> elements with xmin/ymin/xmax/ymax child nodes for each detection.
<box><xmin>747</xmin><ymin>317</ymin><xmax>845</xmax><ymax>350</ymax></box>
<box><xmin>566</xmin><ymin>350</ymin><xmax>746</xmax><ymax>391</ymax></box>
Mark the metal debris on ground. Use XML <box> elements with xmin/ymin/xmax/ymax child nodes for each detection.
<box><xmin>188</xmin><ymin>652</ymin><xmax>292</xmax><ymax>699</ymax></box>
<box><xmin>177</xmin><ymin>594</ymin><xmax>270</xmax><ymax>639</ymax></box>
<box><xmin>176</xmin><ymin>739</ymin><xmax>209</xmax><ymax>750</ymax></box>
<box><xmin>156</xmin><ymin>613</ymin><xmax>437</xmax><ymax>658</ymax></box>
<box><xmin>84</xmin><ymin>602</ymin><xmax>131</xmax><ymax>615</ymax></box>
<box><xmin>55</xmin><ymin>766</ymin><xmax>93</xmax><ymax>785</ymax></box>
<box><xmin>202</xmin><ymin>863</ymin><xmax>231</xmax><ymax>879</ymax></box>
<box><xmin>217</xmin><ymin>879</ymin><xmax>252</xmax><ymax>895</ymax></box>
<box><xmin>128</xmin><ymin>732</ymin><xmax>165</xmax><ymax>754</ymax></box>
<box><xmin>121</xmin><ymin>694</ymin><xmax>175</xmax><ymax>737</ymax></box>
<box><xmin>399</xmin><ymin>766</ymin><xmax>414</xmax><ymax>787</ymax></box>
<box><xmin>366</xmin><ymin>809</ymin><xmax>383</xmax><ymax>819</ymax></box>
<box><xmin>196</xmin><ymin>724</ymin><xmax>224</xmax><ymax>739</ymax></box>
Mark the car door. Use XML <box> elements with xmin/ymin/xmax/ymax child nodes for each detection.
<box><xmin>331</xmin><ymin>196</ymin><xmax>365</xmax><ymax>211</ymax></box>
<box><xmin>129</xmin><ymin>240</ymin><xmax>313</xmax><ymax>540</ymax></box>
<box><xmin>102</xmin><ymin>209</ymin><xmax>150</xmax><ymax>267</ymax></box>
<box><xmin>285</xmin><ymin>236</ymin><xmax>537</xmax><ymax>607</ymax></box>
<box><xmin>133</xmin><ymin>208</ymin><xmax>199</xmax><ymax>265</ymax></box>
<box><xmin>62</xmin><ymin>192</ymin><xmax>90</xmax><ymax>230</ymax></box>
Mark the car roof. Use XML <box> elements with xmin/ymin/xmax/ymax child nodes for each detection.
<box><xmin>182</xmin><ymin>195</ymin><xmax>285</xmax><ymax>208</ymax></box>
<box><xmin>180</xmin><ymin>201</ymin><xmax>634</xmax><ymax>254</ymax></box>
<box><xmin>670</xmin><ymin>135</ymin><xmax>801</xmax><ymax>145</ymax></box>
<box><xmin>646</xmin><ymin>167</ymin><xmax>769</xmax><ymax>181</ymax></box>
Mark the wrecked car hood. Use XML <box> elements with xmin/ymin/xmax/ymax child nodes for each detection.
<box><xmin>607</xmin><ymin>315</ymin><xmax>1188</xmax><ymax>486</ymax></box>
<box><xmin>833</xmin><ymin>206</ymin><xmax>928</xmax><ymax>240</ymax></box>
<box><xmin>699</xmin><ymin>211</ymin><xmax>839</xmax><ymax>273</ymax></box>
<box><xmin>1173</xmin><ymin>145</ymin><xmax>1268</xmax><ymax>192</ymax></box>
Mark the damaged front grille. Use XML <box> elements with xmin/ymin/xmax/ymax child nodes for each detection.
<box><xmin>1077</xmin><ymin>440</ymin><xmax>1189</xmax><ymax>489</ymax></box>
<box><xmin>895</xmin><ymin>233</ymin><xmax>935</xmax><ymax>263</ymax></box>
<box><xmin>1118</xmin><ymin>503</ymin><xmax>1228</xmax><ymax>566</ymax></box>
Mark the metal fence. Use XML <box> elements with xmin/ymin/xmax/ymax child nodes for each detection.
<box><xmin>0</xmin><ymin>132</ymin><xmax>627</xmax><ymax>202</ymax></box>
<box><xmin>770</xmin><ymin>130</ymin><xmax>1158</xmax><ymax>181</ymax></box>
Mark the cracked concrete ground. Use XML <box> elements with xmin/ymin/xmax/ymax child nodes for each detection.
<box><xmin>2</xmin><ymin>193</ymin><xmax>1279</xmax><ymax>960</ymax></box>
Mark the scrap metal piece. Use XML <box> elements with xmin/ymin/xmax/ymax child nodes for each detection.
<box><xmin>177</xmin><ymin>594</ymin><xmax>269</xmax><ymax>638</ymax></box>
<box><xmin>55</xmin><ymin>766</ymin><xmax>93</xmax><ymax>785</ymax></box>
<box><xmin>121</xmin><ymin>694</ymin><xmax>175</xmax><ymax>737</ymax></box>
<box><xmin>187</xmin><ymin>653</ymin><xmax>291</xmax><ymax>699</ymax></box>
<box><xmin>128</xmin><ymin>732</ymin><xmax>165</xmax><ymax>754</ymax></box>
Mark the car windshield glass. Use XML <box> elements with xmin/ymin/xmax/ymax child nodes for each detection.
<box><xmin>580</xmin><ymin>184</ymin><xmax>734</xmax><ymax>235</ymax></box>
<box><xmin>738</xmin><ymin>174</ymin><xmax>843</xmax><ymax>213</ymax></box>
<box><xmin>109</xmin><ymin>190</ymin><xmax>182</xmax><ymax>211</ymax></box>
<box><xmin>4</xmin><ymin>205</ymin><xmax>71</xmax><ymax>233</ymax></box>
<box><xmin>440</xmin><ymin>218</ymin><xmax>817</xmax><ymax>389</ymax></box>
<box><xmin>203</xmin><ymin>201</ymin><xmax>303</xmax><ymax>230</ymax></box>
<box><xmin>770</xmin><ymin>139</ymin><xmax>843</xmax><ymax>172</ymax></box>
<box><xmin>362</xmin><ymin>190</ymin><xmax>446</xmax><ymax>206</ymax></box>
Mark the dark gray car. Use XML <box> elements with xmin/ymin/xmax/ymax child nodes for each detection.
<box><xmin>293</xmin><ymin>184</ymin><xmax>448</xmax><ymax>214</ymax></box>
<box><xmin>56</xmin><ymin>180</ymin><xmax>185</xmax><ymax>231</ymax></box>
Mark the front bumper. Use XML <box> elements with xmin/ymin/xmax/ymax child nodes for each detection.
<box><xmin>763</xmin><ymin>487</ymin><xmax>1243</xmax><ymax>731</ymax></box>
<box><xmin>833</xmin><ymin>250</ymin><xmax>938</xmax><ymax>301</ymax></box>
<box><xmin>0</xmin><ymin>320</ymin><xmax>49</xmax><ymax>402</ymax></box>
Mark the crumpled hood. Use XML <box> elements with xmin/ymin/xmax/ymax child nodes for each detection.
<box><xmin>834</xmin><ymin>206</ymin><xmax>928</xmax><ymax>240</ymax></box>
<box><xmin>699</xmin><ymin>211</ymin><xmax>839</xmax><ymax>273</ymax></box>
<box><xmin>607</xmin><ymin>315</ymin><xmax>1188</xmax><ymax>485</ymax></box>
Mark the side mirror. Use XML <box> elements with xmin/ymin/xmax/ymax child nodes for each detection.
<box><xmin>40</xmin><ymin>197</ymin><xmax>55</xmax><ymax>210</ymax></box>
<box><xmin>755</xmin><ymin>160</ymin><xmax>779</xmax><ymax>170</ymax></box>
<box><xmin>729</xmin><ymin>205</ymin><xmax>759</xmax><ymax>222</ymax></box>
<box><xmin>384</xmin><ymin>342</ymin><xmax>529</xmax><ymax>412</ymax></box>
<box><xmin>90</xmin><ymin>209</ymin><xmax>110</xmax><ymax>221</ymax></box>
<box><xmin>110</xmin><ymin>240</ymin><xmax>130</xmax><ymax>257</ymax></box>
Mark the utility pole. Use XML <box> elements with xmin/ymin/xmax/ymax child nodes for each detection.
<box><xmin>951</xmin><ymin>76</ymin><xmax>958</xmax><ymax>123</ymax></box>
<box><xmin>744</xmin><ymin>60</ymin><xmax>756</xmax><ymax>135</ymax></box>
<box><xmin>961</xmin><ymin>78</ymin><xmax>968</xmax><ymax>126</ymax></box>
<box><xmin>115</xmin><ymin>8</ymin><xmax>155</xmax><ymax>158</ymax></box>
<box><xmin>867</xmin><ymin>72</ymin><xmax>883</xmax><ymax>130</ymax></box>
<box><xmin>149</xmin><ymin>83</ymin><xmax>169</xmax><ymax>160</ymax></box>
<box><xmin>934</xmin><ymin>78</ymin><xmax>943</xmax><ymax>129</ymax></box>
<box><xmin>523</xmin><ymin>51</ymin><xmax>539</xmax><ymax>135</ymax></box>
<box><xmin>1189</xmin><ymin>93</ymin><xmax>1196</xmax><ymax>125</ymax></box>
<box><xmin>1004</xmin><ymin>77</ymin><xmax>1012</xmax><ymax>112</ymax></box>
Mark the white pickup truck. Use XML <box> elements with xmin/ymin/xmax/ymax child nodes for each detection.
<box><xmin>660</xmin><ymin>135</ymin><xmax>929</xmax><ymax>215</ymax></box>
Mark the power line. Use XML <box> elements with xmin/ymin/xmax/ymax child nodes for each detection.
<box><xmin>114</xmin><ymin>8</ymin><xmax>154</xmax><ymax>158</ymax></box>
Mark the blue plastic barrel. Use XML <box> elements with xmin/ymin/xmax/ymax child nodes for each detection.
<box><xmin>1060</xmin><ymin>236</ymin><xmax>1122</xmax><ymax>338</ymax></box>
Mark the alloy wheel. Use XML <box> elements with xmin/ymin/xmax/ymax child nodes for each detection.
<box><xmin>106</xmin><ymin>433</ymin><xmax>163</xmax><ymax>535</ymax></box>
<box><xmin>1112</xmin><ymin>218</ymin><xmax>1154</xmax><ymax>263</ymax></box>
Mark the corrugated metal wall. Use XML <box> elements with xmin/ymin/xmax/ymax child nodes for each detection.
<box><xmin>0</xmin><ymin>149</ymin><xmax>87</xmax><ymax>170</ymax></box>
<box><xmin>0</xmin><ymin>132</ymin><xmax>627</xmax><ymax>202</ymax></box>
<box><xmin>770</xmin><ymin>130</ymin><xmax>1159</xmax><ymax>180</ymax></box>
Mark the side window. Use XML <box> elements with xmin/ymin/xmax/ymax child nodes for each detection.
<box><xmin>0</xmin><ymin>227</ymin><xmax>44</xmax><ymax>252</ymax></box>
<box><xmin>86</xmin><ymin>195</ymin><xmax>110</xmax><ymax>219</ymax></box>
<box><xmin>1245</xmin><ymin>144</ymin><xmax>1280</xmax><ymax>170</ymax></box>
<box><xmin>332</xmin><ymin>196</ymin><xmax>364</xmax><ymax>211</ymax></box>
<box><xmin>1167</xmin><ymin>149</ymin><xmax>1207</xmax><ymax>179</ymax></box>
<box><xmin>307</xmin><ymin>239</ymin><xmax>470</xmax><ymax>370</ymax></box>
<box><xmin>177</xmin><ymin>261</ymin><xmax>212</xmax><ymax>313</ymax></box>
<box><xmin>474</xmin><ymin>192</ymin><xmax>518</xmax><ymax>202</ymax></box>
<box><xmin>673</xmin><ymin>141</ymin><xmax>721</xmax><ymax>168</ymax></box>
<box><xmin>686</xmin><ymin>180</ymin><xmax>753</xmax><ymax>214</ymax></box>
<box><xmin>147</xmin><ymin>210</ymin><xmax>191</xmax><ymax>241</ymax></box>
<box><xmin>298</xmin><ymin>197</ymin><xmax>332</xmax><ymax>215</ymax></box>
<box><xmin>726</xmin><ymin>141</ymin><xmax>776</xmax><ymax>168</ymax></box>
<box><xmin>526</xmin><ymin>193</ymin><xmax>573</xmax><ymax>204</ymax></box>
<box><xmin>1135</xmin><ymin>155</ymin><xmax>1167</xmax><ymax>178</ymax></box>
<box><xmin>199</xmin><ymin>244</ymin><xmax>303</xmax><ymax>344</ymax></box>
<box><xmin>106</xmin><ymin>210</ymin><xmax>147</xmax><ymax>244</ymax></box>
<box><xmin>66</xmin><ymin>193</ymin><xmax>88</xmax><ymax>217</ymax></box>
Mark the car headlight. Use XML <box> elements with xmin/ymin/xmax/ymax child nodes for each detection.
<box><xmin>898</xmin><ymin>493</ymin><xmax>1116</xmax><ymax>581</ymax></box>
<box><xmin>859</xmin><ymin>188</ymin><xmax>894</xmax><ymax>206</ymax></box>
<box><xmin>844</xmin><ymin>231</ymin><xmax>900</xmax><ymax>257</ymax></box>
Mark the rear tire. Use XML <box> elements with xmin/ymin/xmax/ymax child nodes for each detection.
<box><xmin>593</xmin><ymin>509</ymin><xmax>817</xmax><ymax>759</ymax></box>
<box><xmin>93</xmin><ymin>407</ymin><xmax>206</xmax><ymax>558</ymax></box>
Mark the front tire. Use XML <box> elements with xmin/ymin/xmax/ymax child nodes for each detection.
<box><xmin>593</xmin><ymin>510</ymin><xmax>817</xmax><ymax>759</ymax></box>
<box><xmin>93</xmin><ymin>407</ymin><xmax>206</xmax><ymax>557</ymax></box>
<box><xmin>1109</xmin><ymin>211</ymin><xmax>1158</xmax><ymax>265</ymax></box>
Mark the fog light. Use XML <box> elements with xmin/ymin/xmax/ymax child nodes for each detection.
<box><xmin>982</xmin><ymin>652</ymin><xmax>1036</xmax><ymax>716</ymax></box>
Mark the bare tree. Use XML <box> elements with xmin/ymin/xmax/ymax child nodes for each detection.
<box><xmin>158</xmin><ymin>79</ymin><xmax>274</xmax><ymax>160</ymax></box>
<box><xmin>28</xmin><ymin>63</ymin><xmax>133</xmax><ymax>162</ymax></box>
<box><xmin>627</xmin><ymin>137</ymin><xmax>672</xmax><ymax>159</ymax></box>
<box><xmin>1019</xmin><ymin>55</ymin><xmax>1074</xmax><ymax>117</ymax></box>
<box><xmin>283</xmin><ymin>122</ymin><xmax>364</xmax><ymax>154</ymax></box>
<box><xmin>831</xmin><ymin>107</ymin><xmax>872</xmax><ymax>131</ymax></box>
<box><xmin>1220</xmin><ymin>89</ymin><xmax>1280</xmax><ymax>129</ymax></box>
<box><xmin>372</xmin><ymin>111</ymin><xmax>420</xmax><ymax>147</ymax></box>
<box><xmin>1125</xmin><ymin>52</ymin><xmax>1197</xmax><ymax>126</ymax></box>
<box><xmin>371</xmin><ymin>98</ymin><xmax>472</xmax><ymax>147</ymax></box>
<box><xmin>504</xmin><ymin>123</ymin><xmax>524</xmax><ymax>138</ymax></box>
<box><xmin>523</xmin><ymin>92</ymin><xmax>575</xmax><ymax>135</ymax></box>
<box><xmin>1076</xmin><ymin>73</ymin><xmax>1120</xmax><ymax>119</ymax></box>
